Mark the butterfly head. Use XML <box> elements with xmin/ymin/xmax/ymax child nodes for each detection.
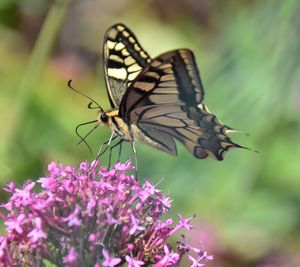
<box><xmin>97</xmin><ymin>112</ymin><xmax>109</xmax><ymax>125</ymax></box>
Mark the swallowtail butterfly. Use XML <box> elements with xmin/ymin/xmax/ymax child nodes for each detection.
<box><xmin>92</xmin><ymin>23</ymin><xmax>245</xmax><ymax>161</ymax></box>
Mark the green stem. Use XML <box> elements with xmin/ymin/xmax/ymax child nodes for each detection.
<box><xmin>8</xmin><ymin>0</ymin><xmax>71</xmax><ymax>147</ymax></box>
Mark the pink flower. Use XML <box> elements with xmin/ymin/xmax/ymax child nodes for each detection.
<box><xmin>187</xmin><ymin>247</ymin><xmax>214</xmax><ymax>266</ymax></box>
<box><xmin>178</xmin><ymin>214</ymin><xmax>194</xmax><ymax>230</ymax></box>
<box><xmin>103</xmin><ymin>249</ymin><xmax>121</xmax><ymax>267</ymax></box>
<box><xmin>37</xmin><ymin>176</ymin><xmax>58</xmax><ymax>191</ymax></box>
<box><xmin>63</xmin><ymin>207</ymin><xmax>82</xmax><ymax>226</ymax></box>
<box><xmin>86</xmin><ymin>197</ymin><xmax>97</xmax><ymax>216</ymax></box>
<box><xmin>5</xmin><ymin>213</ymin><xmax>26</xmax><ymax>234</ymax></box>
<box><xmin>0</xmin><ymin>160</ymin><xmax>211</xmax><ymax>267</ymax></box>
<box><xmin>0</xmin><ymin>237</ymin><xmax>7</xmax><ymax>258</ymax></box>
<box><xmin>144</xmin><ymin>180</ymin><xmax>161</xmax><ymax>195</ymax></box>
<box><xmin>3</xmin><ymin>182</ymin><xmax>15</xmax><ymax>193</ymax></box>
<box><xmin>154</xmin><ymin>245</ymin><xmax>180</xmax><ymax>267</ymax></box>
<box><xmin>13</xmin><ymin>181</ymin><xmax>35</xmax><ymax>206</ymax></box>
<box><xmin>162</xmin><ymin>197</ymin><xmax>172</xmax><ymax>209</ymax></box>
<box><xmin>63</xmin><ymin>247</ymin><xmax>78</xmax><ymax>264</ymax></box>
<box><xmin>114</xmin><ymin>160</ymin><xmax>133</xmax><ymax>171</ymax></box>
<box><xmin>48</xmin><ymin>161</ymin><xmax>60</xmax><ymax>175</ymax></box>
<box><xmin>27</xmin><ymin>217</ymin><xmax>47</xmax><ymax>243</ymax></box>
<box><xmin>125</xmin><ymin>255</ymin><xmax>144</xmax><ymax>267</ymax></box>
<box><xmin>187</xmin><ymin>255</ymin><xmax>205</xmax><ymax>267</ymax></box>
<box><xmin>129</xmin><ymin>214</ymin><xmax>145</xmax><ymax>235</ymax></box>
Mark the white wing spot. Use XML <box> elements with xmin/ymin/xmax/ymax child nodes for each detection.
<box><xmin>124</xmin><ymin>56</ymin><xmax>135</xmax><ymax>66</ymax></box>
<box><xmin>107</xmin><ymin>40</ymin><xmax>116</xmax><ymax>49</ymax></box>
<box><xmin>109</xmin><ymin>55</ymin><xmax>123</xmax><ymax>63</ymax></box>
<box><xmin>108</xmin><ymin>68</ymin><xmax>127</xmax><ymax>80</ymax></box>
<box><xmin>134</xmin><ymin>44</ymin><xmax>141</xmax><ymax>51</ymax></box>
<box><xmin>117</xmin><ymin>25</ymin><xmax>125</xmax><ymax>31</ymax></box>
<box><xmin>121</xmin><ymin>49</ymin><xmax>130</xmax><ymax>56</ymax></box>
<box><xmin>122</xmin><ymin>31</ymin><xmax>130</xmax><ymax>37</ymax></box>
<box><xmin>128</xmin><ymin>72</ymin><xmax>138</xmax><ymax>81</ymax></box>
<box><xmin>129</xmin><ymin>37</ymin><xmax>135</xmax><ymax>44</ymax></box>
<box><xmin>128</xmin><ymin>63</ymin><xmax>142</xmax><ymax>73</ymax></box>
<box><xmin>115</xmin><ymin>43</ymin><xmax>125</xmax><ymax>51</ymax></box>
<box><xmin>140</xmin><ymin>51</ymin><xmax>148</xmax><ymax>59</ymax></box>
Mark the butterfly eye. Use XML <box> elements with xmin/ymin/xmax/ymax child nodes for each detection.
<box><xmin>100</xmin><ymin>113</ymin><xmax>108</xmax><ymax>123</ymax></box>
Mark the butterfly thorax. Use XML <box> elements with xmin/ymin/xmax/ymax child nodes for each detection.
<box><xmin>97</xmin><ymin>109</ymin><xmax>132</xmax><ymax>141</ymax></box>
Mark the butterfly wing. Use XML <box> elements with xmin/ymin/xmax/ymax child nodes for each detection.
<box><xmin>119</xmin><ymin>49</ymin><xmax>241</xmax><ymax>160</ymax></box>
<box><xmin>103</xmin><ymin>23</ymin><xmax>151</xmax><ymax>108</ymax></box>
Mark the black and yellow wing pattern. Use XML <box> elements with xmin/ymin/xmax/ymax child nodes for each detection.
<box><xmin>103</xmin><ymin>23</ymin><xmax>151</xmax><ymax>108</ymax></box>
<box><xmin>100</xmin><ymin>23</ymin><xmax>243</xmax><ymax>160</ymax></box>
<box><xmin>119</xmin><ymin>49</ymin><xmax>242</xmax><ymax>160</ymax></box>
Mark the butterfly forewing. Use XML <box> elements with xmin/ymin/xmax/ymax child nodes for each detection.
<box><xmin>103</xmin><ymin>23</ymin><xmax>151</xmax><ymax>108</ymax></box>
<box><xmin>119</xmin><ymin>49</ymin><xmax>241</xmax><ymax>160</ymax></box>
<box><xmin>119</xmin><ymin>49</ymin><xmax>205</xmax><ymax>117</ymax></box>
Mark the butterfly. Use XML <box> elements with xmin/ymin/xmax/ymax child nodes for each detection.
<box><xmin>71</xmin><ymin>23</ymin><xmax>246</xmax><ymax>165</ymax></box>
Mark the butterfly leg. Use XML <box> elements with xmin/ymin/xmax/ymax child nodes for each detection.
<box><xmin>108</xmin><ymin>139</ymin><xmax>123</xmax><ymax>169</ymax></box>
<box><xmin>117</xmin><ymin>141</ymin><xmax>123</xmax><ymax>162</ymax></box>
<box><xmin>96</xmin><ymin>135</ymin><xmax>112</xmax><ymax>158</ymax></box>
<box><xmin>89</xmin><ymin>139</ymin><xmax>109</xmax><ymax>171</ymax></box>
<box><xmin>90</xmin><ymin>133</ymin><xmax>117</xmax><ymax>171</ymax></box>
<box><xmin>130</xmin><ymin>141</ymin><xmax>138</xmax><ymax>177</ymax></box>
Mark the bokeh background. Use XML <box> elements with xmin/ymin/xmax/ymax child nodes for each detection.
<box><xmin>1</xmin><ymin>0</ymin><xmax>300</xmax><ymax>266</ymax></box>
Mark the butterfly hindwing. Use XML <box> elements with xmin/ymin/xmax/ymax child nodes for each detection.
<box><xmin>132</xmin><ymin>123</ymin><xmax>177</xmax><ymax>156</ymax></box>
<box><xmin>103</xmin><ymin>23</ymin><xmax>151</xmax><ymax>108</ymax></box>
<box><xmin>119</xmin><ymin>49</ymin><xmax>241</xmax><ymax>160</ymax></box>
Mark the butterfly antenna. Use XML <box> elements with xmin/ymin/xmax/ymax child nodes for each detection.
<box><xmin>76</xmin><ymin>123</ymin><xmax>99</xmax><ymax>145</ymax></box>
<box><xmin>87</xmin><ymin>102</ymin><xmax>101</xmax><ymax>109</ymax></box>
<box><xmin>75</xmin><ymin>120</ymin><xmax>98</xmax><ymax>154</ymax></box>
<box><xmin>68</xmin><ymin>80</ymin><xmax>104</xmax><ymax>112</ymax></box>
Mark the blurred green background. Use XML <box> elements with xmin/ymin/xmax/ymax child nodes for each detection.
<box><xmin>1</xmin><ymin>0</ymin><xmax>300</xmax><ymax>266</ymax></box>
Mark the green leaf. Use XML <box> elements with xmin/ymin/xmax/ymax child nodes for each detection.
<box><xmin>43</xmin><ymin>259</ymin><xmax>57</xmax><ymax>267</ymax></box>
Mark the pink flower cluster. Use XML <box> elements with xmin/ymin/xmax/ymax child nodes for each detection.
<box><xmin>0</xmin><ymin>161</ymin><xmax>212</xmax><ymax>266</ymax></box>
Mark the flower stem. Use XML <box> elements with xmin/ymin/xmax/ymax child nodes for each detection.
<box><xmin>8</xmin><ymin>0</ymin><xmax>71</xmax><ymax>149</ymax></box>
